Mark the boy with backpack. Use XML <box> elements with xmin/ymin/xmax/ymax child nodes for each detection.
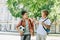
<box><xmin>36</xmin><ymin>10</ymin><xmax>51</xmax><ymax>40</ymax></box>
<box><xmin>16</xmin><ymin>11</ymin><xmax>34</xmax><ymax>40</ymax></box>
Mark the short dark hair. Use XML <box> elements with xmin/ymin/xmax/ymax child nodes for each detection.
<box><xmin>41</xmin><ymin>10</ymin><xmax>49</xmax><ymax>16</ymax></box>
<box><xmin>21</xmin><ymin>11</ymin><xmax>27</xmax><ymax>15</ymax></box>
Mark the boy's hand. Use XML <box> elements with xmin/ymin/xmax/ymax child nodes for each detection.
<box><xmin>31</xmin><ymin>32</ymin><xmax>34</xmax><ymax>36</ymax></box>
<box><xmin>41</xmin><ymin>21</ymin><xmax>45</xmax><ymax>26</ymax></box>
<box><xmin>20</xmin><ymin>32</ymin><xmax>24</xmax><ymax>36</ymax></box>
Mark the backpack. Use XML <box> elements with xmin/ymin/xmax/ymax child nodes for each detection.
<box><xmin>20</xmin><ymin>19</ymin><xmax>34</xmax><ymax>33</ymax></box>
<box><xmin>20</xmin><ymin>19</ymin><xmax>33</xmax><ymax>27</ymax></box>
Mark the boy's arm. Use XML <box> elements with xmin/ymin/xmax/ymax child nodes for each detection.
<box><xmin>16</xmin><ymin>21</ymin><xmax>21</xmax><ymax>33</ymax></box>
<box><xmin>31</xmin><ymin>19</ymin><xmax>34</xmax><ymax>36</ymax></box>
<box><xmin>16</xmin><ymin>21</ymin><xmax>23</xmax><ymax>36</ymax></box>
<box><xmin>42</xmin><ymin>19</ymin><xmax>51</xmax><ymax>29</ymax></box>
<box><xmin>42</xmin><ymin>22</ymin><xmax>50</xmax><ymax>29</ymax></box>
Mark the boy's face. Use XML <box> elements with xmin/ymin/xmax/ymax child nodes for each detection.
<box><xmin>23</xmin><ymin>13</ymin><xmax>28</xmax><ymax>19</ymax></box>
<box><xmin>41</xmin><ymin>12</ymin><xmax>46</xmax><ymax>18</ymax></box>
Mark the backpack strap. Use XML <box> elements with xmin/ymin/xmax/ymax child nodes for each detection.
<box><xmin>29</xmin><ymin>19</ymin><xmax>34</xmax><ymax>27</ymax></box>
<box><xmin>42</xmin><ymin>18</ymin><xmax>50</xmax><ymax>33</ymax></box>
<box><xmin>29</xmin><ymin>19</ymin><xmax>34</xmax><ymax>35</ymax></box>
<box><xmin>42</xmin><ymin>18</ymin><xmax>48</xmax><ymax>29</ymax></box>
<box><xmin>43</xmin><ymin>18</ymin><xmax>48</xmax><ymax>22</ymax></box>
<box><xmin>20</xmin><ymin>20</ymin><xmax>26</xmax><ymax>27</ymax></box>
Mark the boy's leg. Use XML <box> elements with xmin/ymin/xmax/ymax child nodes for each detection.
<box><xmin>21</xmin><ymin>35</ymin><xmax>26</xmax><ymax>40</ymax></box>
<box><xmin>36</xmin><ymin>34</ymin><xmax>47</xmax><ymax>40</ymax></box>
<box><xmin>21</xmin><ymin>34</ymin><xmax>31</xmax><ymax>40</ymax></box>
<box><xmin>25</xmin><ymin>34</ymin><xmax>31</xmax><ymax>40</ymax></box>
<box><xmin>36</xmin><ymin>34</ymin><xmax>41</xmax><ymax>40</ymax></box>
<box><xmin>40</xmin><ymin>35</ymin><xmax>47</xmax><ymax>40</ymax></box>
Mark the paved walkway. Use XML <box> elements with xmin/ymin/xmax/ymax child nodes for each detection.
<box><xmin>0</xmin><ymin>32</ymin><xmax>60</xmax><ymax>40</ymax></box>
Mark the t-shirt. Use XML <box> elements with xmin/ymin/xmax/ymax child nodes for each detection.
<box><xmin>37</xmin><ymin>17</ymin><xmax>51</xmax><ymax>35</ymax></box>
<box><xmin>24</xmin><ymin>20</ymin><xmax>30</xmax><ymax>35</ymax></box>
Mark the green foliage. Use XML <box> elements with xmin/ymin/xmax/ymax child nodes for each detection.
<box><xmin>48</xmin><ymin>0</ymin><xmax>60</xmax><ymax>23</ymax></box>
<box><xmin>7</xmin><ymin>0</ymin><xmax>59</xmax><ymax>22</ymax></box>
<box><xmin>7</xmin><ymin>0</ymin><xmax>56</xmax><ymax>22</ymax></box>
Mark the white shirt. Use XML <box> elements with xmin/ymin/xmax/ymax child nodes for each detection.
<box><xmin>37</xmin><ymin>17</ymin><xmax>51</xmax><ymax>35</ymax></box>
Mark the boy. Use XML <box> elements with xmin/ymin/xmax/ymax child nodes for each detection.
<box><xmin>36</xmin><ymin>10</ymin><xmax>51</xmax><ymax>40</ymax></box>
<box><xmin>16</xmin><ymin>11</ymin><xmax>34</xmax><ymax>40</ymax></box>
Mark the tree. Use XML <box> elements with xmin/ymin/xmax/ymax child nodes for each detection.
<box><xmin>49</xmin><ymin>0</ymin><xmax>60</xmax><ymax>23</ymax></box>
<box><xmin>7</xmin><ymin>0</ymin><xmax>55</xmax><ymax>23</ymax></box>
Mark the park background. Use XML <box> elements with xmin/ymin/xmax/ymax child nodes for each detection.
<box><xmin>0</xmin><ymin>0</ymin><xmax>60</xmax><ymax>40</ymax></box>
